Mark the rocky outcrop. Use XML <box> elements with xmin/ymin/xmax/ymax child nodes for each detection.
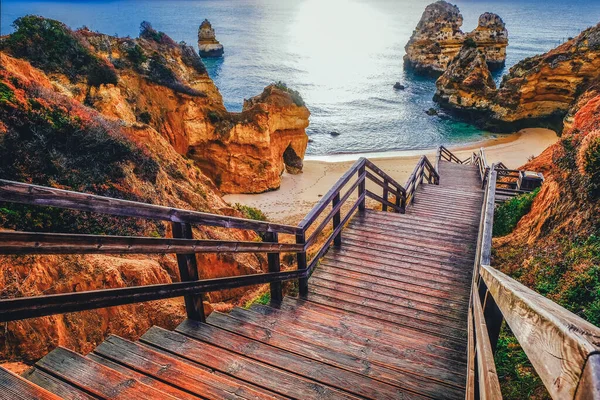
<box><xmin>404</xmin><ymin>1</ymin><xmax>508</xmax><ymax>75</ymax></box>
<box><xmin>1</xmin><ymin>17</ymin><xmax>309</xmax><ymax>194</ymax></box>
<box><xmin>198</xmin><ymin>19</ymin><xmax>224</xmax><ymax>58</ymax></box>
<box><xmin>0</xmin><ymin>18</ymin><xmax>282</xmax><ymax>363</ymax></box>
<box><xmin>434</xmin><ymin>23</ymin><xmax>600</xmax><ymax>132</ymax></box>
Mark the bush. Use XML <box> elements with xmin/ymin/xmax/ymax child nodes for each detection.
<box><xmin>582</xmin><ymin>135</ymin><xmax>600</xmax><ymax>197</ymax></box>
<box><xmin>273</xmin><ymin>81</ymin><xmax>305</xmax><ymax>107</ymax></box>
<box><xmin>147</xmin><ymin>53</ymin><xmax>205</xmax><ymax>97</ymax></box>
<box><xmin>3</xmin><ymin>16</ymin><xmax>118</xmax><ymax>86</ymax></box>
<box><xmin>233</xmin><ymin>203</ymin><xmax>267</xmax><ymax>221</ymax></box>
<box><xmin>139</xmin><ymin>21</ymin><xmax>176</xmax><ymax>47</ymax></box>
<box><xmin>493</xmin><ymin>188</ymin><xmax>540</xmax><ymax>237</ymax></box>
<box><xmin>125</xmin><ymin>43</ymin><xmax>147</xmax><ymax>67</ymax></box>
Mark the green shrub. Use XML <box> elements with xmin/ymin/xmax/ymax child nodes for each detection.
<box><xmin>0</xmin><ymin>82</ymin><xmax>15</xmax><ymax>104</ymax></box>
<box><xmin>139</xmin><ymin>21</ymin><xmax>176</xmax><ymax>46</ymax></box>
<box><xmin>582</xmin><ymin>135</ymin><xmax>600</xmax><ymax>197</ymax></box>
<box><xmin>464</xmin><ymin>37</ymin><xmax>478</xmax><ymax>49</ymax></box>
<box><xmin>233</xmin><ymin>203</ymin><xmax>267</xmax><ymax>221</ymax></box>
<box><xmin>273</xmin><ymin>81</ymin><xmax>305</xmax><ymax>107</ymax></box>
<box><xmin>126</xmin><ymin>44</ymin><xmax>147</xmax><ymax>67</ymax></box>
<box><xmin>493</xmin><ymin>188</ymin><xmax>540</xmax><ymax>237</ymax></box>
<box><xmin>3</xmin><ymin>16</ymin><xmax>118</xmax><ymax>86</ymax></box>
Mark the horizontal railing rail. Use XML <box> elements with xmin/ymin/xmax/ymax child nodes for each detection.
<box><xmin>467</xmin><ymin>165</ymin><xmax>600</xmax><ymax>399</ymax></box>
<box><xmin>0</xmin><ymin>156</ymin><xmax>414</xmax><ymax>322</ymax></box>
<box><xmin>439</xmin><ymin>145</ymin><xmax>465</xmax><ymax>164</ymax></box>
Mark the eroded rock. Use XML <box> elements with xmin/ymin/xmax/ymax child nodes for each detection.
<box><xmin>198</xmin><ymin>19</ymin><xmax>224</xmax><ymax>58</ymax></box>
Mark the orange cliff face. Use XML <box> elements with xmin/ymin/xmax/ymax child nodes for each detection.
<box><xmin>0</xmin><ymin>39</ymin><xmax>270</xmax><ymax>362</ymax></box>
<box><xmin>1</xmin><ymin>17</ymin><xmax>310</xmax><ymax>194</ymax></box>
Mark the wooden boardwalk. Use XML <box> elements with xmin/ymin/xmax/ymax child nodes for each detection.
<box><xmin>0</xmin><ymin>160</ymin><xmax>484</xmax><ymax>399</ymax></box>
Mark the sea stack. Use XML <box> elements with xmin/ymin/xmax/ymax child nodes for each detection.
<box><xmin>404</xmin><ymin>1</ymin><xmax>508</xmax><ymax>75</ymax></box>
<box><xmin>198</xmin><ymin>19</ymin><xmax>224</xmax><ymax>58</ymax></box>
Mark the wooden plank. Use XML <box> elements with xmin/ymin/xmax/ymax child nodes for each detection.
<box><xmin>86</xmin><ymin>353</ymin><xmax>201</xmax><ymax>400</ymax></box>
<box><xmin>205</xmin><ymin>312</ymin><xmax>460</xmax><ymax>398</ymax></box>
<box><xmin>35</xmin><ymin>347</ymin><xmax>177</xmax><ymax>399</ymax></box>
<box><xmin>0</xmin><ymin>231</ymin><xmax>303</xmax><ymax>255</ymax></box>
<box><xmin>308</xmin><ymin>282</ymin><xmax>468</xmax><ymax>340</ymax></box>
<box><xmin>472</xmin><ymin>290</ymin><xmax>502</xmax><ymax>400</ymax></box>
<box><xmin>22</xmin><ymin>368</ymin><xmax>95</xmax><ymax>400</ymax></box>
<box><xmin>481</xmin><ymin>264</ymin><xmax>600</xmax><ymax>399</ymax></box>
<box><xmin>228</xmin><ymin>307</ymin><xmax>467</xmax><ymax>386</ymax></box>
<box><xmin>0</xmin><ymin>268</ymin><xmax>304</xmax><ymax>322</ymax></box>
<box><xmin>175</xmin><ymin>319</ymin><xmax>429</xmax><ymax>400</ymax></box>
<box><xmin>264</xmin><ymin>232</ymin><xmax>282</xmax><ymax>304</ymax></box>
<box><xmin>574</xmin><ymin>353</ymin><xmax>600</xmax><ymax>400</ymax></box>
<box><xmin>0</xmin><ymin>179</ymin><xmax>300</xmax><ymax>234</ymax></box>
<box><xmin>172</xmin><ymin>222</ymin><xmax>204</xmax><ymax>321</ymax></box>
<box><xmin>94</xmin><ymin>335</ymin><xmax>282</xmax><ymax>400</ymax></box>
<box><xmin>465</xmin><ymin>305</ymin><xmax>476</xmax><ymax>400</ymax></box>
<box><xmin>282</xmin><ymin>297</ymin><xmax>468</xmax><ymax>355</ymax></box>
<box><xmin>140</xmin><ymin>326</ymin><xmax>359</xmax><ymax>400</ymax></box>
<box><xmin>0</xmin><ymin>366</ymin><xmax>62</xmax><ymax>400</ymax></box>
<box><xmin>365</xmin><ymin>190</ymin><xmax>403</xmax><ymax>212</ymax></box>
<box><xmin>250</xmin><ymin>301</ymin><xmax>467</xmax><ymax>362</ymax></box>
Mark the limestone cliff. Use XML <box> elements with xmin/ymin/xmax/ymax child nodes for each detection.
<box><xmin>198</xmin><ymin>19</ymin><xmax>224</xmax><ymax>58</ymax></box>
<box><xmin>404</xmin><ymin>1</ymin><xmax>508</xmax><ymax>75</ymax></box>
<box><xmin>435</xmin><ymin>23</ymin><xmax>600</xmax><ymax>132</ymax></box>
<box><xmin>492</xmin><ymin>87</ymin><xmax>600</xmax><ymax>327</ymax></box>
<box><xmin>0</xmin><ymin>16</ymin><xmax>310</xmax><ymax>194</ymax></box>
<box><xmin>0</xmin><ymin>18</ymin><xmax>277</xmax><ymax>364</ymax></box>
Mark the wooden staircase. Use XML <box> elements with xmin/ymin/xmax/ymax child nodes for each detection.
<box><xmin>1</xmin><ymin>148</ymin><xmax>599</xmax><ymax>400</ymax></box>
<box><xmin>0</xmin><ymin>160</ymin><xmax>482</xmax><ymax>400</ymax></box>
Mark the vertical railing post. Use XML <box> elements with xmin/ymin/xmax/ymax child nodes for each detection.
<box><xmin>265</xmin><ymin>231</ymin><xmax>283</xmax><ymax>305</ymax></box>
<box><xmin>332</xmin><ymin>193</ymin><xmax>342</xmax><ymax>246</ymax></box>
<box><xmin>172</xmin><ymin>222</ymin><xmax>205</xmax><ymax>322</ymax></box>
<box><xmin>297</xmin><ymin>231</ymin><xmax>308</xmax><ymax>297</ymax></box>
<box><xmin>382</xmin><ymin>178</ymin><xmax>389</xmax><ymax>212</ymax></box>
<box><xmin>358</xmin><ymin>163</ymin><xmax>366</xmax><ymax>212</ymax></box>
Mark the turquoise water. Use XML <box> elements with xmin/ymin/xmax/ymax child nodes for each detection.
<box><xmin>2</xmin><ymin>0</ymin><xmax>599</xmax><ymax>155</ymax></box>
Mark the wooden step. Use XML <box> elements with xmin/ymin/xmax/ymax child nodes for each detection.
<box><xmin>34</xmin><ymin>347</ymin><xmax>176</xmax><ymax>399</ymax></box>
<box><xmin>93</xmin><ymin>335</ymin><xmax>282</xmax><ymax>400</ymax></box>
<box><xmin>0</xmin><ymin>367</ymin><xmax>62</xmax><ymax>400</ymax></box>
<box><xmin>205</xmin><ymin>312</ymin><xmax>462</xmax><ymax>398</ymax></box>
<box><xmin>139</xmin><ymin>327</ymin><xmax>358</xmax><ymax>400</ymax></box>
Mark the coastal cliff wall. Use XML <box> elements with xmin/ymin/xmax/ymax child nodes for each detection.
<box><xmin>404</xmin><ymin>1</ymin><xmax>508</xmax><ymax>75</ymax></box>
<box><xmin>0</xmin><ymin>17</ymin><xmax>293</xmax><ymax>364</ymax></box>
<box><xmin>434</xmin><ymin>23</ymin><xmax>600</xmax><ymax>132</ymax></box>
<box><xmin>1</xmin><ymin>17</ymin><xmax>310</xmax><ymax>194</ymax></box>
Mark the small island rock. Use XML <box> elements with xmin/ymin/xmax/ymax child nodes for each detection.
<box><xmin>393</xmin><ymin>82</ymin><xmax>406</xmax><ymax>90</ymax></box>
<box><xmin>198</xmin><ymin>19</ymin><xmax>224</xmax><ymax>58</ymax></box>
<box><xmin>404</xmin><ymin>1</ymin><xmax>508</xmax><ymax>75</ymax></box>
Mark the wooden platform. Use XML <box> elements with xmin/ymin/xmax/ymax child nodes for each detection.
<box><xmin>1</xmin><ymin>161</ymin><xmax>484</xmax><ymax>399</ymax></box>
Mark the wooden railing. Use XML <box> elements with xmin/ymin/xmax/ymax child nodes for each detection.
<box><xmin>404</xmin><ymin>155</ymin><xmax>439</xmax><ymax>206</ymax></box>
<box><xmin>464</xmin><ymin>161</ymin><xmax>600</xmax><ymax>400</ymax></box>
<box><xmin>439</xmin><ymin>145</ymin><xmax>466</xmax><ymax>164</ymax></box>
<box><xmin>0</xmin><ymin>157</ymin><xmax>416</xmax><ymax>323</ymax></box>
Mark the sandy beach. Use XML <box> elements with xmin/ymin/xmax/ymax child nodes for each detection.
<box><xmin>224</xmin><ymin>128</ymin><xmax>558</xmax><ymax>224</ymax></box>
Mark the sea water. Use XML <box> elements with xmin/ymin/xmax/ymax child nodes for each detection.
<box><xmin>2</xmin><ymin>0</ymin><xmax>599</xmax><ymax>155</ymax></box>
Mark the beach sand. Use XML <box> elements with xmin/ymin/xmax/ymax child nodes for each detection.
<box><xmin>224</xmin><ymin>128</ymin><xmax>558</xmax><ymax>224</ymax></box>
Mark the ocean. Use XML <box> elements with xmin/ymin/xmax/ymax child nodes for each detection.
<box><xmin>1</xmin><ymin>0</ymin><xmax>599</xmax><ymax>155</ymax></box>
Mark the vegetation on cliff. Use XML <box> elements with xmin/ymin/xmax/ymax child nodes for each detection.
<box><xmin>492</xmin><ymin>86</ymin><xmax>600</xmax><ymax>397</ymax></box>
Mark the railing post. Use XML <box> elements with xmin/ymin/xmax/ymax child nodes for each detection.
<box><xmin>482</xmin><ymin>287</ymin><xmax>503</xmax><ymax>353</ymax></box>
<box><xmin>332</xmin><ymin>193</ymin><xmax>342</xmax><ymax>246</ymax></box>
<box><xmin>172</xmin><ymin>222</ymin><xmax>205</xmax><ymax>322</ymax></box>
<box><xmin>265</xmin><ymin>232</ymin><xmax>283</xmax><ymax>305</ymax></box>
<box><xmin>297</xmin><ymin>232</ymin><xmax>308</xmax><ymax>297</ymax></box>
<box><xmin>382</xmin><ymin>178</ymin><xmax>389</xmax><ymax>212</ymax></box>
<box><xmin>358</xmin><ymin>163</ymin><xmax>366</xmax><ymax>212</ymax></box>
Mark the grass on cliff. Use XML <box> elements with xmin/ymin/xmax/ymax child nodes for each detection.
<box><xmin>274</xmin><ymin>81</ymin><xmax>305</xmax><ymax>107</ymax></box>
<box><xmin>493</xmin><ymin>188</ymin><xmax>540</xmax><ymax>237</ymax></box>
<box><xmin>233</xmin><ymin>203</ymin><xmax>267</xmax><ymax>221</ymax></box>
<box><xmin>2</xmin><ymin>16</ymin><xmax>118</xmax><ymax>86</ymax></box>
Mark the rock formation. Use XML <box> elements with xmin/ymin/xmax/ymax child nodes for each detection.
<box><xmin>0</xmin><ymin>16</ymin><xmax>306</xmax><ymax>363</ymax></box>
<box><xmin>197</xmin><ymin>19</ymin><xmax>224</xmax><ymax>58</ymax></box>
<box><xmin>434</xmin><ymin>23</ymin><xmax>600</xmax><ymax>132</ymax></box>
<box><xmin>0</xmin><ymin>17</ymin><xmax>309</xmax><ymax>194</ymax></box>
<box><xmin>404</xmin><ymin>1</ymin><xmax>508</xmax><ymax>75</ymax></box>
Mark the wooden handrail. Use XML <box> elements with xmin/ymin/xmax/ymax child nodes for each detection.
<box><xmin>438</xmin><ymin>145</ymin><xmax>464</xmax><ymax>164</ymax></box>
<box><xmin>0</xmin><ymin>180</ymin><xmax>301</xmax><ymax>235</ymax></box>
<box><xmin>0</xmin><ymin>157</ymin><xmax>409</xmax><ymax>321</ymax></box>
<box><xmin>404</xmin><ymin>155</ymin><xmax>439</xmax><ymax>206</ymax></box>
<box><xmin>0</xmin><ymin>231</ymin><xmax>304</xmax><ymax>255</ymax></box>
<box><xmin>468</xmin><ymin>164</ymin><xmax>600</xmax><ymax>399</ymax></box>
